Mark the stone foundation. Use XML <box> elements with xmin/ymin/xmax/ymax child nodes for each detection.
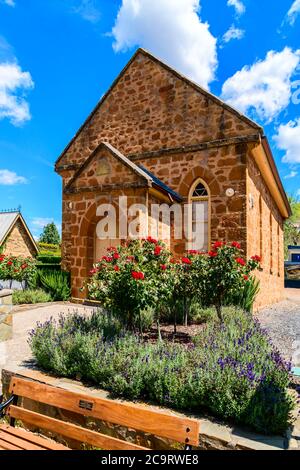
<box><xmin>0</xmin><ymin>290</ymin><xmax>13</xmax><ymax>342</ymax></box>
<box><xmin>1</xmin><ymin>366</ymin><xmax>292</xmax><ymax>451</ymax></box>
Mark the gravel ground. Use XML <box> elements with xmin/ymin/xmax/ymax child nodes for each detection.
<box><xmin>256</xmin><ymin>292</ymin><xmax>300</xmax><ymax>365</ymax></box>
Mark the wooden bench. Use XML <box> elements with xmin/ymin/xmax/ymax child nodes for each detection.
<box><xmin>0</xmin><ymin>377</ymin><xmax>200</xmax><ymax>451</ymax></box>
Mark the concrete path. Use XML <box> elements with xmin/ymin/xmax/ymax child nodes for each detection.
<box><xmin>0</xmin><ymin>303</ymin><xmax>95</xmax><ymax>381</ymax></box>
<box><xmin>256</xmin><ymin>289</ymin><xmax>300</xmax><ymax>365</ymax></box>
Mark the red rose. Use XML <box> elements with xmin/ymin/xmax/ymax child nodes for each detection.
<box><xmin>7</xmin><ymin>261</ymin><xmax>13</xmax><ymax>266</ymax></box>
<box><xmin>113</xmin><ymin>253</ymin><xmax>120</xmax><ymax>260</ymax></box>
<box><xmin>107</xmin><ymin>247</ymin><xmax>117</xmax><ymax>252</ymax></box>
<box><xmin>208</xmin><ymin>251</ymin><xmax>218</xmax><ymax>258</ymax></box>
<box><xmin>147</xmin><ymin>236</ymin><xmax>158</xmax><ymax>244</ymax></box>
<box><xmin>236</xmin><ymin>257</ymin><xmax>246</xmax><ymax>266</ymax></box>
<box><xmin>160</xmin><ymin>264</ymin><xmax>167</xmax><ymax>271</ymax></box>
<box><xmin>132</xmin><ymin>271</ymin><xmax>145</xmax><ymax>280</ymax></box>
<box><xmin>21</xmin><ymin>264</ymin><xmax>27</xmax><ymax>270</ymax></box>
<box><xmin>231</xmin><ymin>241</ymin><xmax>241</xmax><ymax>249</ymax></box>
<box><xmin>182</xmin><ymin>257</ymin><xmax>192</xmax><ymax>265</ymax></box>
<box><xmin>243</xmin><ymin>275</ymin><xmax>249</xmax><ymax>281</ymax></box>
<box><xmin>90</xmin><ymin>268</ymin><xmax>98</xmax><ymax>275</ymax></box>
<box><xmin>126</xmin><ymin>256</ymin><xmax>135</xmax><ymax>263</ymax></box>
<box><xmin>251</xmin><ymin>255</ymin><xmax>261</xmax><ymax>263</ymax></box>
<box><xmin>213</xmin><ymin>241</ymin><xmax>223</xmax><ymax>250</ymax></box>
<box><xmin>188</xmin><ymin>250</ymin><xmax>198</xmax><ymax>255</ymax></box>
<box><xmin>114</xmin><ymin>265</ymin><xmax>120</xmax><ymax>272</ymax></box>
<box><xmin>154</xmin><ymin>245</ymin><xmax>163</xmax><ymax>256</ymax></box>
<box><xmin>102</xmin><ymin>256</ymin><xmax>113</xmax><ymax>263</ymax></box>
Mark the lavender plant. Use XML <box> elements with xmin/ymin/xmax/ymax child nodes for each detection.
<box><xmin>29</xmin><ymin>309</ymin><xmax>295</xmax><ymax>435</ymax></box>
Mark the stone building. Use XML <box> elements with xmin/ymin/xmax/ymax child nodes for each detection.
<box><xmin>55</xmin><ymin>49</ymin><xmax>291</xmax><ymax>308</ymax></box>
<box><xmin>0</xmin><ymin>211</ymin><xmax>38</xmax><ymax>258</ymax></box>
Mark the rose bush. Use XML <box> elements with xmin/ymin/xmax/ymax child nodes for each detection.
<box><xmin>0</xmin><ymin>254</ymin><xmax>37</xmax><ymax>287</ymax></box>
<box><xmin>87</xmin><ymin>238</ymin><xmax>175</xmax><ymax>333</ymax></box>
<box><xmin>87</xmin><ymin>239</ymin><xmax>262</xmax><ymax>330</ymax></box>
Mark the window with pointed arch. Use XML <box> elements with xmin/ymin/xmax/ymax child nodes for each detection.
<box><xmin>188</xmin><ymin>179</ymin><xmax>210</xmax><ymax>252</ymax></box>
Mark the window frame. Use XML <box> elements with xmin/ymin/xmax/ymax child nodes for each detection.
<box><xmin>188</xmin><ymin>178</ymin><xmax>211</xmax><ymax>252</ymax></box>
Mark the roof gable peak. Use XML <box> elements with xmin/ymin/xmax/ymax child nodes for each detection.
<box><xmin>55</xmin><ymin>48</ymin><xmax>262</xmax><ymax>169</ymax></box>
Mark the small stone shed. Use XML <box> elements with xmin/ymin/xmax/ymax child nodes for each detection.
<box><xmin>0</xmin><ymin>211</ymin><xmax>38</xmax><ymax>259</ymax></box>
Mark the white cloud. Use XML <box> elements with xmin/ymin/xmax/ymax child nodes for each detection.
<box><xmin>73</xmin><ymin>0</ymin><xmax>100</xmax><ymax>23</ymax></box>
<box><xmin>111</xmin><ymin>0</ymin><xmax>218</xmax><ymax>90</ymax></box>
<box><xmin>221</xmin><ymin>47</ymin><xmax>300</xmax><ymax>122</ymax></box>
<box><xmin>284</xmin><ymin>170</ymin><xmax>298</xmax><ymax>179</ymax></box>
<box><xmin>31</xmin><ymin>218</ymin><xmax>62</xmax><ymax>235</ymax></box>
<box><xmin>227</xmin><ymin>0</ymin><xmax>245</xmax><ymax>16</ymax></box>
<box><xmin>2</xmin><ymin>0</ymin><xmax>16</xmax><ymax>6</ymax></box>
<box><xmin>286</xmin><ymin>0</ymin><xmax>300</xmax><ymax>25</ymax></box>
<box><xmin>222</xmin><ymin>24</ymin><xmax>245</xmax><ymax>44</ymax></box>
<box><xmin>274</xmin><ymin>118</ymin><xmax>300</xmax><ymax>164</ymax></box>
<box><xmin>0</xmin><ymin>62</ymin><xmax>34</xmax><ymax>125</ymax></box>
<box><xmin>31</xmin><ymin>218</ymin><xmax>55</xmax><ymax>230</ymax></box>
<box><xmin>0</xmin><ymin>169</ymin><xmax>27</xmax><ymax>185</ymax></box>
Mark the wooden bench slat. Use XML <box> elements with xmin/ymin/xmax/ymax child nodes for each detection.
<box><xmin>0</xmin><ymin>429</ymin><xmax>46</xmax><ymax>450</ymax></box>
<box><xmin>8</xmin><ymin>405</ymin><xmax>148</xmax><ymax>451</ymax></box>
<box><xmin>0</xmin><ymin>438</ymin><xmax>23</xmax><ymax>450</ymax></box>
<box><xmin>10</xmin><ymin>377</ymin><xmax>200</xmax><ymax>446</ymax></box>
<box><xmin>0</xmin><ymin>424</ymin><xmax>68</xmax><ymax>451</ymax></box>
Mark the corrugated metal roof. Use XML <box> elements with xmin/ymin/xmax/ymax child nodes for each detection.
<box><xmin>0</xmin><ymin>212</ymin><xmax>19</xmax><ymax>244</ymax></box>
<box><xmin>138</xmin><ymin>165</ymin><xmax>183</xmax><ymax>202</ymax></box>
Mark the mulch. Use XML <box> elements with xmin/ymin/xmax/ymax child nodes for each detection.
<box><xmin>143</xmin><ymin>323</ymin><xmax>206</xmax><ymax>346</ymax></box>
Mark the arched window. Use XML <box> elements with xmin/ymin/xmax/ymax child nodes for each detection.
<box><xmin>188</xmin><ymin>179</ymin><xmax>210</xmax><ymax>252</ymax></box>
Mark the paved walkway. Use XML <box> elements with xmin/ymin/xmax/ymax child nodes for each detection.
<box><xmin>256</xmin><ymin>289</ymin><xmax>300</xmax><ymax>365</ymax></box>
<box><xmin>0</xmin><ymin>303</ymin><xmax>95</xmax><ymax>379</ymax></box>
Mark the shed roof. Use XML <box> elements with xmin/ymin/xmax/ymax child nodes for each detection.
<box><xmin>0</xmin><ymin>211</ymin><xmax>38</xmax><ymax>254</ymax></box>
<box><xmin>0</xmin><ymin>212</ymin><xmax>19</xmax><ymax>244</ymax></box>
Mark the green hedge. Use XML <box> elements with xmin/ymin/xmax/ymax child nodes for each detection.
<box><xmin>38</xmin><ymin>242</ymin><xmax>61</xmax><ymax>253</ymax></box>
<box><xmin>36</xmin><ymin>255</ymin><xmax>62</xmax><ymax>265</ymax></box>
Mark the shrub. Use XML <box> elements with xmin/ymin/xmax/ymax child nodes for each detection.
<box><xmin>87</xmin><ymin>239</ymin><xmax>175</xmax><ymax>333</ymax></box>
<box><xmin>37</xmin><ymin>254</ymin><xmax>62</xmax><ymax>265</ymax></box>
<box><xmin>87</xmin><ymin>240</ymin><xmax>262</xmax><ymax>329</ymax></box>
<box><xmin>225</xmin><ymin>276</ymin><xmax>260</xmax><ymax>313</ymax></box>
<box><xmin>38</xmin><ymin>242</ymin><xmax>61</xmax><ymax>254</ymax></box>
<box><xmin>13</xmin><ymin>289</ymin><xmax>52</xmax><ymax>305</ymax></box>
<box><xmin>0</xmin><ymin>254</ymin><xmax>37</xmax><ymax>286</ymax></box>
<box><xmin>38</xmin><ymin>270</ymin><xmax>71</xmax><ymax>301</ymax></box>
<box><xmin>29</xmin><ymin>309</ymin><xmax>295</xmax><ymax>435</ymax></box>
<box><xmin>196</xmin><ymin>242</ymin><xmax>261</xmax><ymax>321</ymax></box>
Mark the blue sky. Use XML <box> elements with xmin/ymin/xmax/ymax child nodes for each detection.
<box><xmin>0</xmin><ymin>0</ymin><xmax>299</xmax><ymax>238</ymax></box>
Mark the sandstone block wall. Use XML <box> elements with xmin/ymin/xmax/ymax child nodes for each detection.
<box><xmin>3</xmin><ymin>219</ymin><xmax>36</xmax><ymax>259</ymax></box>
<box><xmin>247</xmin><ymin>156</ymin><xmax>285</xmax><ymax>309</ymax></box>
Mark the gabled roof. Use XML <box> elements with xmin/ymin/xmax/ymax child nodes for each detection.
<box><xmin>0</xmin><ymin>211</ymin><xmax>38</xmax><ymax>253</ymax></box>
<box><xmin>64</xmin><ymin>141</ymin><xmax>152</xmax><ymax>193</ymax></box>
<box><xmin>55</xmin><ymin>48</ymin><xmax>262</xmax><ymax>169</ymax></box>
<box><xmin>64</xmin><ymin>142</ymin><xmax>183</xmax><ymax>202</ymax></box>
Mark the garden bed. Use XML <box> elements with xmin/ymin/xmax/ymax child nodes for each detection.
<box><xmin>29</xmin><ymin>308</ymin><xmax>297</xmax><ymax>436</ymax></box>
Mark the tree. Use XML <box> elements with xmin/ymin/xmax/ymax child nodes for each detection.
<box><xmin>39</xmin><ymin>222</ymin><xmax>61</xmax><ymax>245</ymax></box>
<box><xmin>284</xmin><ymin>195</ymin><xmax>300</xmax><ymax>259</ymax></box>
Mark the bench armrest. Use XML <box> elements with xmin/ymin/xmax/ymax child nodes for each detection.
<box><xmin>0</xmin><ymin>396</ymin><xmax>15</xmax><ymax>417</ymax></box>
